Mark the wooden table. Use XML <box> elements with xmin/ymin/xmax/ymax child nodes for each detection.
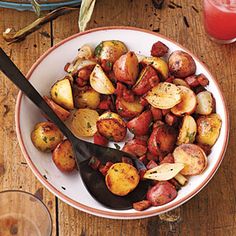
<box><xmin>0</xmin><ymin>0</ymin><xmax>235</xmax><ymax>235</ymax></box>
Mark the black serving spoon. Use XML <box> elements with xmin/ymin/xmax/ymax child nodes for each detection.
<box><xmin>0</xmin><ymin>48</ymin><xmax>149</xmax><ymax>210</ymax></box>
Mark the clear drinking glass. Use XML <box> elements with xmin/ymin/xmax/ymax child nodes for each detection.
<box><xmin>0</xmin><ymin>190</ymin><xmax>52</xmax><ymax>236</ymax></box>
<box><xmin>203</xmin><ymin>0</ymin><xmax>236</xmax><ymax>44</ymax></box>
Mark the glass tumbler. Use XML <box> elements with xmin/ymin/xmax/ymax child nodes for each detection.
<box><xmin>0</xmin><ymin>190</ymin><xmax>52</xmax><ymax>236</ymax></box>
<box><xmin>203</xmin><ymin>0</ymin><xmax>236</xmax><ymax>44</ymax></box>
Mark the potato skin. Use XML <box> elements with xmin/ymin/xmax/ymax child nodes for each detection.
<box><xmin>195</xmin><ymin>91</ymin><xmax>214</xmax><ymax>115</ymax></box>
<box><xmin>94</xmin><ymin>40</ymin><xmax>128</xmax><ymax>63</ymax></box>
<box><xmin>147</xmin><ymin>181</ymin><xmax>177</xmax><ymax>206</ymax></box>
<box><xmin>97</xmin><ymin>112</ymin><xmax>127</xmax><ymax>142</ymax></box>
<box><xmin>105</xmin><ymin>163</ymin><xmax>140</xmax><ymax>196</ymax></box>
<box><xmin>116</xmin><ymin>97</ymin><xmax>144</xmax><ymax>119</ymax></box>
<box><xmin>31</xmin><ymin>122</ymin><xmax>63</xmax><ymax>152</ymax></box>
<box><xmin>113</xmin><ymin>51</ymin><xmax>139</xmax><ymax>85</ymax></box>
<box><xmin>52</xmin><ymin>139</ymin><xmax>76</xmax><ymax>172</ymax></box>
<box><xmin>127</xmin><ymin>110</ymin><xmax>153</xmax><ymax>136</ymax></box>
<box><xmin>196</xmin><ymin>114</ymin><xmax>222</xmax><ymax>146</ymax></box>
<box><xmin>73</xmin><ymin>86</ymin><xmax>100</xmax><ymax>109</ymax></box>
<box><xmin>168</xmin><ymin>50</ymin><xmax>196</xmax><ymax>78</ymax></box>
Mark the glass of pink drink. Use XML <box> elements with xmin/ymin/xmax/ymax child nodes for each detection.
<box><xmin>203</xmin><ymin>0</ymin><xmax>236</xmax><ymax>44</ymax></box>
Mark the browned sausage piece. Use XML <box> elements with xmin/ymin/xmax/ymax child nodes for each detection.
<box><xmin>133</xmin><ymin>200</ymin><xmax>152</xmax><ymax>211</ymax></box>
<box><xmin>151</xmin><ymin>41</ymin><xmax>169</xmax><ymax>57</ymax></box>
<box><xmin>122</xmin><ymin>139</ymin><xmax>147</xmax><ymax>157</ymax></box>
<box><xmin>147</xmin><ymin>181</ymin><xmax>177</xmax><ymax>206</ymax></box>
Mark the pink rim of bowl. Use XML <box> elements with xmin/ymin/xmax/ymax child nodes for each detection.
<box><xmin>15</xmin><ymin>26</ymin><xmax>229</xmax><ymax>219</ymax></box>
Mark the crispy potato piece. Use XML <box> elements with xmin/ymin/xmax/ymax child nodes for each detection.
<box><xmin>196</xmin><ymin>114</ymin><xmax>222</xmax><ymax>146</ymax></box>
<box><xmin>171</xmin><ymin>86</ymin><xmax>197</xmax><ymax>116</ymax></box>
<box><xmin>105</xmin><ymin>163</ymin><xmax>140</xmax><ymax>196</ymax></box>
<box><xmin>173</xmin><ymin>78</ymin><xmax>190</xmax><ymax>88</ymax></box>
<box><xmin>196</xmin><ymin>91</ymin><xmax>214</xmax><ymax>115</ymax></box>
<box><xmin>44</xmin><ymin>96</ymin><xmax>70</xmax><ymax>121</ymax></box>
<box><xmin>145</xmin><ymin>82</ymin><xmax>181</xmax><ymax>109</ymax></box>
<box><xmin>77</xmin><ymin>44</ymin><xmax>93</xmax><ymax>59</ymax></box>
<box><xmin>97</xmin><ymin>111</ymin><xmax>126</xmax><ymax>142</ymax></box>
<box><xmin>113</xmin><ymin>51</ymin><xmax>139</xmax><ymax>85</ymax></box>
<box><xmin>73</xmin><ymin>86</ymin><xmax>100</xmax><ymax>109</ymax></box>
<box><xmin>144</xmin><ymin>163</ymin><xmax>184</xmax><ymax>181</ymax></box>
<box><xmin>142</xmin><ymin>56</ymin><xmax>169</xmax><ymax>79</ymax></box>
<box><xmin>168</xmin><ymin>50</ymin><xmax>196</xmax><ymax>78</ymax></box>
<box><xmin>52</xmin><ymin>139</ymin><xmax>76</xmax><ymax>172</ymax></box>
<box><xmin>66</xmin><ymin>59</ymin><xmax>96</xmax><ymax>75</ymax></box>
<box><xmin>51</xmin><ymin>77</ymin><xmax>74</xmax><ymax>110</ymax></box>
<box><xmin>90</xmin><ymin>64</ymin><xmax>115</xmax><ymax>94</ymax></box>
<box><xmin>173</xmin><ymin>144</ymin><xmax>207</xmax><ymax>175</ymax></box>
<box><xmin>69</xmin><ymin>109</ymin><xmax>99</xmax><ymax>137</ymax></box>
<box><xmin>31</xmin><ymin>122</ymin><xmax>63</xmax><ymax>152</ymax></box>
<box><xmin>94</xmin><ymin>40</ymin><xmax>128</xmax><ymax>63</ymax></box>
<box><xmin>177</xmin><ymin>115</ymin><xmax>197</xmax><ymax>145</ymax></box>
<box><xmin>116</xmin><ymin>97</ymin><xmax>144</xmax><ymax>119</ymax></box>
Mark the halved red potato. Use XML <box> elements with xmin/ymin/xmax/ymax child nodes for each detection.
<box><xmin>171</xmin><ymin>86</ymin><xmax>197</xmax><ymax>116</ymax></box>
<box><xmin>122</xmin><ymin>139</ymin><xmax>147</xmax><ymax>157</ymax></box>
<box><xmin>73</xmin><ymin>86</ymin><xmax>100</xmax><ymax>109</ymax></box>
<box><xmin>173</xmin><ymin>144</ymin><xmax>207</xmax><ymax>175</ymax></box>
<box><xmin>132</xmin><ymin>66</ymin><xmax>159</xmax><ymax>95</ymax></box>
<box><xmin>94</xmin><ymin>40</ymin><xmax>128</xmax><ymax>63</ymax></box>
<box><xmin>147</xmin><ymin>181</ymin><xmax>177</xmax><ymax>206</ymax></box>
<box><xmin>116</xmin><ymin>97</ymin><xmax>144</xmax><ymax>119</ymax></box>
<box><xmin>145</xmin><ymin>82</ymin><xmax>181</xmax><ymax>109</ymax></box>
<box><xmin>69</xmin><ymin>108</ymin><xmax>99</xmax><ymax>137</ymax></box>
<box><xmin>52</xmin><ymin>139</ymin><xmax>76</xmax><ymax>172</ymax></box>
<box><xmin>196</xmin><ymin>113</ymin><xmax>222</xmax><ymax>146</ymax></box>
<box><xmin>97</xmin><ymin>111</ymin><xmax>127</xmax><ymax>142</ymax></box>
<box><xmin>150</xmin><ymin>106</ymin><xmax>162</xmax><ymax>121</ymax></box>
<box><xmin>127</xmin><ymin>110</ymin><xmax>152</xmax><ymax>136</ymax></box>
<box><xmin>144</xmin><ymin>163</ymin><xmax>184</xmax><ymax>181</ymax></box>
<box><xmin>113</xmin><ymin>51</ymin><xmax>139</xmax><ymax>85</ymax></box>
<box><xmin>177</xmin><ymin>115</ymin><xmax>197</xmax><ymax>145</ymax></box>
<box><xmin>142</xmin><ymin>56</ymin><xmax>169</xmax><ymax>79</ymax></box>
<box><xmin>93</xmin><ymin>131</ymin><xmax>108</xmax><ymax>147</ymax></box>
<box><xmin>105</xmin><ymin>163</ymin><xmax>140</xmax><ymax>196</ymax></box>
<box><xmin>173</xmin><ymin>78</ymin><xmax>190</xmax><ymax>88</ymax></box>
<box><xmin>50</xmin><ymin>77</ymin><xmax>74</xmax><ymax>110</ymax></box>
<box><xmin>90</xmin><ymin>64</ymin><xmax>115</xmax><ymax>94</ymax></box>
<box><xmin>44</xmin><ymin>96</ymin><xmax>70</xmax><ymax>121</ymax></box>
<box><xmin>168</xmin><ymin>50</ymin><xmax>196</xmax><ymax>78</ymax></box>
<box><xmin>195</xmin><ymin>91</ymin><xmax>214</xmax><ymax>115</ymax></box>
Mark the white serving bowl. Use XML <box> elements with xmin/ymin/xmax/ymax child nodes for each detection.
<box><xmin>15</xmin><ymin>27</ymin><xmax>229</xmax><ymax>219</ymax></box>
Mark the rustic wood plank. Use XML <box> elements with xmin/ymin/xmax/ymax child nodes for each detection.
<box><xmin>51</xmin><ymin>0</ymin><xmax>236</xmax><ymax>235</ymax></box>
<box><xmin>0</xmin><ymin>8</ymin><xmax>57</xmax><ymax>236</ymax></box>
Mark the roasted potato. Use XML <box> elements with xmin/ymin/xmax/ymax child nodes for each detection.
<box><xmin>44</xmin><ymin>96</ymin><xmax>70</xmax><ymax>121</ymax></box>
<box><xmin>148</xmin><ymin>124</ymin><xmax>177</xmax><ymax>156</ymax></box>
<box><xmin>65</xmin><ymin>59</ymin><xmax>96</xmax><ymax>75</ymax></box>
<box><xmin>132</xmin><ymin>66</ymin><xmax>159</xmax><ymax>95</ymax></box>
<box><xmin>195</xmin><ymin>91</ymin><xmax>215</xmax><ymax>115</ymax></box>
<box><xmin>93</xmin><ymin>131</ymin><xmax>108</xmax><ymax>146</ymax></box>
<box><xmin>122</xmin><ymin>139</ymin><xmax>147</xmax><ymax>157</ymax></box>
<box><xmin>196</xmin><ymin>113</ymin><xmax>222</xmax><ymax>146</ymax></box>
<box><xmin>173</xmin><ymin>144</ymin><xmax>207</xmax><ymax>175</ymax></box>
<box><xmin>77</xmin><ymin>44</ymin><xmax>93</xmax><ymax>59</ymax></box>
<box><xmin>168</xmin><ymin>50</ymin><xmax>196</xmax><ymax>78</ymax></box>
<box><xmin>127</xmin><ymin>110</ymin><xmax>153</xmax><ymax>136</ymax></box>
<box><xmin>50</xmin><ymin>77</ymin><xmax>74</xmax><ymax>110</ymax></box>
<box><xmin>145</xmin><ymin>82</ymin><xmax>181</xmax><ymax>109</ymax></box>
<box><xmin>177</xmin><ymin>115</ymin><xmax>197</xmax><ymax>145</ymax></box>
<box><xmin>90</xmin><ymin>64</ymin><xmax>115</xmax><ymax>94</ymax></box>
<box><xmin>147</xmin><ymin>181</ymin><xmax>177</xmax><ymax>206</ymax></box>
<box><xmin>171</xmin><ymin>86</ymin><xmax>197</xmax><ymax>116</ymax></box>
<box><xmin>142</xmin><ymin>56</ymin><xmax>169</xmax><ymax>79</ymax></box>
<box><xmin>116</xmin><ymin>97</ymin><xmax>144</xmax><ymax>119</ymax></box>
<box><xmin>105</xmin><ymin>163</ymin><xmax>140</xmax><ymax>196</ymax></box>
<box><xmin>173</xmin><ymin>78</ymin><xmax>190</xmax><ymax>88</ymax></box>
<box><xmin>69</xmin><ymin>108</ymin><xmax>99</xmax><ymax>137</ymax></box>
<box><xmin>31</xmin><ymin>122</ymin><xmax>63</xmax><ymax>152</ymax></box>
<box><xmin>113</xmin><ymin>51</ymin><xmax>139</xmax><ymax>85</ymax></box>
<box><xmin>73</xmin><ymin>86</ymin><xmax>100</xmax><ymax>109</ymax></box>
<box><xmin>94</xmin><ymin>40</ymin><xmax>128</xmax><ymax>63</ymax></box>
<box><xmin>52</xmin><ymin>139</ymin><xmax>76</xmax><ymax>172</ymax></box>
<box><xmin>97</xmin><ymin>111</ymin><xmax>127</xmax><ymax>142</ymax></box>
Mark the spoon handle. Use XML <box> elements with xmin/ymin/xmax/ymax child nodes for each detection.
<box><xmin>0</xmin><ymin>48</ymin><xmax>78</xmax><ymax>143</ymax></box>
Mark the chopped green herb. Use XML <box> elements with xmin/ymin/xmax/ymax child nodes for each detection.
<box><xmin>54</xmin><ymin>92</ymin><xmax>58</xmax><ymax>97</ymax></box>
<box><xmin>106</xmin><ymin>61</ymin><xmax>113</xmax><ymax>68</ymax></box>
<box><xmin>87</xmin><ymin>122</ymin><xmax>92</xmax><ymax>129</ymax></box>
<box><xmin>94</xmin><ymin>42</ymin><xmax>103</xmax><ymax>57</ymax></box>
<box><xmin>114</xmin><ymin>143</ymin><xmax>121</xmax><ymax>150</ymax></box>
<box><xmin>49</xmin><ymin>137</ymin><xmax>55</xmax><ymax>141</ymax></box>
<box><xmin>43</xmin><ymin>136</ymin><xmax>48</xmax><ymax>143</ymax></box>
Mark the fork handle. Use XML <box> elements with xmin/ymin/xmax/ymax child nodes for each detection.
<box><xmin>0</xmin><ymin>48</ymin><xmax>79</xmax><ymax>144</ymax></box>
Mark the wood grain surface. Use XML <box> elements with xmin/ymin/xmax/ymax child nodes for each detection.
<box><xmin>0</xmin><ymin>1</ymin><xmax>236</xmax><ymax>235</ymax></box>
